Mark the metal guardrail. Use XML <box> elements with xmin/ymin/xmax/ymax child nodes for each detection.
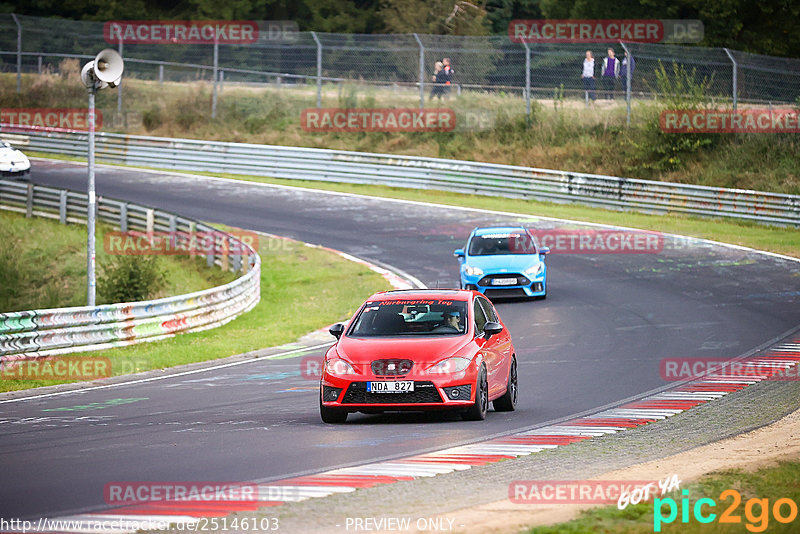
<box><xmin>7</xmin><ymin>128</ymin><xmax>800</xmax><ymax>227</ymax></box>
<box><xmin>0</xmin><ymin>178</ymin><xmax>261</xmax><ymax>360</ymax></box>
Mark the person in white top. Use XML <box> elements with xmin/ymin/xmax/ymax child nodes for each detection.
<box><xmin>581</xmin><ymin>50</ymin><xmax>596</xmax><ymax>101</ymax></box>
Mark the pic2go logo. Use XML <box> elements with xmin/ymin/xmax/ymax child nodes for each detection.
<box><xmin>654</xmin><ymin>489</ymin><xmax>798</xmax><ymax>532</ymax></box>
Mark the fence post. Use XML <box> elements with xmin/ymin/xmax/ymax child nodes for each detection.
<box><xmin>219</xmin><ymin>70</ymin><xmax>224</xmax><ymax>91</ymax></box>
<box><xmin>413</xmin><ymin>33</ymin><xmax>425</xmax><ymax>109</ymax></box>
<box><xmin>212</xmin><ymin>38</ymin><xmax>219</xmax><ymax>119</ymax></box>
<box><xmin>11</xmin><ymin>13</ymin><xmax>21</xmax><ymax>94</ymax></box>
<box><xmin>37</xmin><ymin>55</ymin><xmax>42</xmax><ymax>74</ymax></box>
<box><xmin>311</xmin><ymin>31</ymin><xmax>322</xmax><ymax>108</ymax></box>
<box><xmin>158</xmin><ymin>63</ymin><xmax>164</xmax><ymax>85</ymax></box>
<box><xmin>723</xmin><ymin>48</ymin><xmax>737</xmax><ymax>112</ymax></box>
<box><xmin>117</xmin><ymin>37</ymin><xmax>123</xmax><ymax>116</ymax></box>
<box><xmin>620</xmin><ymin>41</ymin><xmax>631</xmax><ymax>126</ymax></box>
<box><xmin>522</xmin><ymin>41</ymin><xmax>531</xmax><ymax>121</ymax></box>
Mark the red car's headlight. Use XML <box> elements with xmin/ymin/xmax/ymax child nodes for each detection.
<box><xmin>325</xmin><ymin>359</ymin><xmax>357</xmax><ymax>376</ymax></box>
<box><xmin>427</xmin><ymin>357</ymin><xmax>471</xmax><ymax>374</ymax></box>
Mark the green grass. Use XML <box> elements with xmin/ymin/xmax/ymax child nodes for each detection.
<box><xmin>0</xmin><ymin>209</ymin><xmax>235</xmax><ymax>312</ymax></box>
<box><xmin>529</xmin><ymin>461</ymin><xmax>800</xmax><ymax>533</ymax></box>
<box><xmin>0</xmin><ymin>231</ymin><xmax>390</xmax><ymax>393</ymax></box>
<box><xmin>3</xmin><ymin>70</ymin><xmax>798</xmax><ymax>194</ymax></box>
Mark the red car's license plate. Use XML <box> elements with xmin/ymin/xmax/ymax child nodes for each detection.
<box><xmin>367</xmin><ymin>381</ymin><xmax>414</xmax><ymax>393</ymax></box>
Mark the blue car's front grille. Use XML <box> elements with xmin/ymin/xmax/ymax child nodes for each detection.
<box><xmin>477</xmin><ymin>273</ymin><xmax>530</xmax><ymax>287</ymax></box>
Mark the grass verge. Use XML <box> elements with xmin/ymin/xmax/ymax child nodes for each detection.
<box><xmin>0</xmin><ymin>225</ymin><xmax>390</xmax><ymax>393</ymax></box>
<box><xmin>529</xmin><ymin>461</ymin><xmax>800</xmax><ymax>533</ymax></box>
<box><xmin>0</xmin><ymin>209</ymin><xmax>236</xmax><ymax>312</ymax></box>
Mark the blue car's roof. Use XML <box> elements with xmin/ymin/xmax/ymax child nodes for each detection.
<box><xmin>472</xmin><ymin>226</ymin><xmax>528</xmax><ymax>236</ymax></box>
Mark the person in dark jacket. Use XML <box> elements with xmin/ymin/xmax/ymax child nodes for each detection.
<box><xmin>620</xmin><ymin>51</ymin><xmax>635</xmax><ymax>95</ymax></box>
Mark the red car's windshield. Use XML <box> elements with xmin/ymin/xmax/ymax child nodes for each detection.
<box><xmin>348</xmin><ymin>299</ymin><xmax>468</xmax><ymax>337</ymax></box>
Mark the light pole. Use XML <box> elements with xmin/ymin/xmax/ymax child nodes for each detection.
<box><xmin>80</xmin><ymin>49</ymin><xmax>124</xmax><ymax>306</ymax></box>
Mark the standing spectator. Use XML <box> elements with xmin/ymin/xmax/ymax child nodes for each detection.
<box><xmin>430</xmin><ymin>61</ymin><xmax>444</xmax><ymax>100</ymax></box>
<box><xmin>602</xmin><ymin>48</ymin><xmax>620</xmax><ymax>99</ymax></box>
<box><xmin>442</xmin><ymin>57</ymin><xmax>454</xmax><ymax>97</ymax></box>
<box><xmin>620</xmin><ymin>51</ymin><xmax>635</xmax><ymax>95</ymax></box>
<box><xmin>581</xmin><ymin>50</ymin><xmax>596</xmax><ymax>102</ymax></box>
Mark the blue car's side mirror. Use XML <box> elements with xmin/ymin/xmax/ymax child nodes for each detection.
<box><xmin>454</xmin><ymin>249</ymin><xmax>465</xmax><ymax>258</ymax></box>
<box><xmin>539</xmin><ymin>246</ymin><xmax>550</xmax><ymax>256</ymax></box>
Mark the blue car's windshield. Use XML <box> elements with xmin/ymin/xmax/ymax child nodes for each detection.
<box><xmin>348</xmin><ymin>299</ymin><xmax>468</xmax><ymax>337</ymax></box>
<box><xmin>468</xmin><ymin>232</ymin><xmax>536</xmax><ymax>256</ymax></box>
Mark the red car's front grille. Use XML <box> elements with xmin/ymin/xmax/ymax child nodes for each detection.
<box><xmin>341</xmin><ymin>381</ymin><xmax>443</xmax><ymax>404</ymax></box>
<box><xmin>371</xmin><ymin>359</ymin><xmax>414</xmax><ymax>376</ymax></box>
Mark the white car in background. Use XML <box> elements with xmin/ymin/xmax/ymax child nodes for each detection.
<box><xmin>0</xmin><ymin>141</ymin><xmax>31</xmax><ymax>178</ymax></box>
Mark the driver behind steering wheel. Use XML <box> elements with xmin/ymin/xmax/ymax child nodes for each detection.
<box><xmin>432</xmin><ymin>310</ymin><xmax>461</xmax><ymax>333</ymax></box>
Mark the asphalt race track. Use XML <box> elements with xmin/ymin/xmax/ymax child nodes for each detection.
<box><xmin>2</xmin><ymin>160</ymin><xmax>799</xmax><ymax>520</ymax></box>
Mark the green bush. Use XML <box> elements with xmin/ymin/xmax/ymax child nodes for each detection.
<box><xmin>142</xmin><ymin>106</ymin><xmax>163</xmax><ymax>131</ymax></box>
<box><xmin>98</xmin><ymin>255</ymin><xmax>166</xmax><ymax>303</ymax></box>
<box><xmin>631</xmin><ymin>61</ymin><xmax>719</xmax><ymax>173</ymax></box>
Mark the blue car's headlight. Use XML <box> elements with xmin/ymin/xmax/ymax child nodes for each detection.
<box><xmin>464</xmin><ymin>265</ymin><xmax>483</xmax><ymax>277</ymax></box>
<box><xmin>523</xmin><ymin>263</ymin><xmax>545</xmax><ymax>277</ymax></box>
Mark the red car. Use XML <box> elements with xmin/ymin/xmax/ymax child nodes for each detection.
<box><xmin>320</xmin><ymin>289</ymin><xmax>518</xmax><ymax>423</ymax></box>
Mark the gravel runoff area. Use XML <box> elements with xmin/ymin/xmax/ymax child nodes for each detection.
<box><xmin>220</xmin><ymin>358</ymin><xmax>800</xmax><ymax>534</ymax></box>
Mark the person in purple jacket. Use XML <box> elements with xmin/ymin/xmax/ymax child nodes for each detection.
<box><xmin>601</xmin><ymin>48</ymin><xmax>620</xmax><ymax>99</ymax></box>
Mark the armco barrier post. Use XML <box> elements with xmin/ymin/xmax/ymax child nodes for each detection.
<box><xmin>25</xmin><ymin>182</ymin><xmax>33</xmax><ymax>218</ymax></box>
<box><xmin>59</xmin><ymin>190</ymin><xmax>67</xmax><ymax>224</ymax></box>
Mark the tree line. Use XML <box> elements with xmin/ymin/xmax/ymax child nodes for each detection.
<box><xmin>4</xmin><ymin>0</ymin><xmax>799</xmax><ymax>58</ymax></box>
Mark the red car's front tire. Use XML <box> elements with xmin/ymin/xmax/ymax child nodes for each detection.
<box><xmin>320</xmin><ymin>391</ymin><xmax>348</xmax><ymax>424</ymax></box>
<box><xmin>462</xmin><ymin>365</ymin><xmax>488</xmax><ymax>421</ymax></box>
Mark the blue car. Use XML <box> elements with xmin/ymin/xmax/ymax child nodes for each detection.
<box><xmin>454</xmin><ymin>226</ymin><xmax>550</xmax><ymax>299</ymax></box>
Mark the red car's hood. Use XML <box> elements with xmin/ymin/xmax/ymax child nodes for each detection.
<box><xmin>336</xmin><ymin>335</ymin><xmax>472</xmax><ymax>365</ymax></box>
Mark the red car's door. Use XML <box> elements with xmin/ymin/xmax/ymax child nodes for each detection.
<box><xmin>476</xmin><ymin>296</ymin><xmax>513</xmax><ymax>398</ymax></box>
<box><xmin>472</xmin><ymin>297</ymin><xmax>502</xmax><ymax>398</ymax></box>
